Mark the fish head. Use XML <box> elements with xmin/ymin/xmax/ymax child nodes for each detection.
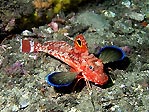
<box><xmin>81</xmin><ymin>56</ymin><xmax>108</xmax><ymax>86</ymax></box>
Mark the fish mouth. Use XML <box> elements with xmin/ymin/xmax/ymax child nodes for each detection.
<box><xmin>95</xmin><ymin>74</ymin><xmax>109</xmax><ymax>86</ymax></box>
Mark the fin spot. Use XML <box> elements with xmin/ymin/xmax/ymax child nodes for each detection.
<box><xmin>77</xmin><ymin>39</ymin><xmax>82</xmax><ymax>47</ymax></box>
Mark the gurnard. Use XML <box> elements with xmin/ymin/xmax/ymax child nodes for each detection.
<box><xmin>20</xmin><ymin>34</ymin><xmax>125</xmax><ymax>87</ymax></box>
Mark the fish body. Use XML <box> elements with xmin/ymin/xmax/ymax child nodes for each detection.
<box><xmin>21</xmin><ymin>34</ymin><xmax>108</xmax><ymax>86</ymax></box>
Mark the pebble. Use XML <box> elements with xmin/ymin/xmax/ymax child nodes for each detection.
<box><xmin>12</xmin><ymin>105</ymin><xmax>19</xmax><ymax>112</ymax></box>
<box><xmin>76</xmin><ymin>11</ymin><xmax>109</xmax><ymax>32</ymax></box>
<box><xmin>19</xmin><ymin>99</ymin><xmax>29</xmax><ymax>109</ymax></box>
<box><xmin>128</xmin><ymin>12</ymin><xmax>145</xmax><ymax>21</ymax></box>
<box><xmin>19</xmin><ymin>93</ymin><xmax>30</xmax><ymax>109</ymax></box>
<box><xmin>114</xmin><ymin>19</ymin><xmax>134</xmax><ymax>34</ymax></box>
<box><xmin>32</xmin><ymin>26</ymin><xmax>53</xmax><ymax>37</ymax></box>
<box><xmin>102</xmin><ymin>10</ymin><xmax>116</xmax><ymax>18</ymax></box>
<box><xmin>21</xmin><ymin>30</ymin><xmax>36</xmax><ymax>36</ymax></box>
<box><xmin>121</xmin><ymin>0</ymin><xmax>131</xmax><ymax>8</ymax></box>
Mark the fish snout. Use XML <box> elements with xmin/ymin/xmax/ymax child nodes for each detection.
<box><xmin>94</xmin><ymin>73</ymin><xmax>108</xmax><ymax>86</ymax></box>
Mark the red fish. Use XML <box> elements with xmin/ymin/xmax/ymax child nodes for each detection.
<box><xmin>20</xmin><ymin>34</ymin><xmax>108</xmax><ymax>86</ymax></box>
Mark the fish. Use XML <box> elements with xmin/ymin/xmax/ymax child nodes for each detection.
<box><xmin>20</xmin><ymin>34</ymin><xmax>109</xmax><ymax>87</ymax></box>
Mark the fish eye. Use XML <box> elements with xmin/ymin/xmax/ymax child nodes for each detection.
<box><xmin>89</xmin><ymin>66</ymin><xmax>93</xmax><ymax>69</ymax></box>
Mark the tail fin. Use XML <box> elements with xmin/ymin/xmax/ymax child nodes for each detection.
<box><xmin>20</xmin><ymin>39</ymin><xmax>40</xmax><ymax>53</ymax></box>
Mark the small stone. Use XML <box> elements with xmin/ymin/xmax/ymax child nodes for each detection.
<box><xmin>128</xmin><ymin>12</ymin><xmax>145</xmax><ymax>21</ymax></box>
<box><xmin>102</xmin><ymin>10</ymin><xmax>116</xmax><ymax>18</ymax></box>
<box><xmin>146</xmin><ymin>24</ymin><xmax>149</xmax><ymax>28</ymax></box>
<box><xmin>19</xmin><ymin>93</ymin><xmax>30</xmax><ymax>109</ymax></box>
<box><xmin>69</xmin><ymin>107</ymin><xmax>81</xmax><ymax>112</ymax></box>
<box><xmin>145</xmin><ymin>11</ymin><xmax>149</xmax><ymax>18</ymax></box>
<box><xmin>32</xmin><ymin>26</ymin><xmax>53</xmax><ymax>37</ymax></box>
<box><xmin>76</xmin><ymin>11</ymin><xmax>109</xmax><ymax>32</ymax></box>
<box><xmin>120</xmin><ymin>84</ymin><xmax>126</xmax><ymax>88</ymax></box>
<box><xmin>110</xmin><ymin>105</ymin><xmax>120</xmax><ymax>111</ymax></box>
<box><xmin>114</xmin><ymin>19</ymin><xmax>134</xmax><ymax>34</ymax></box>
<box><xmin>19</xmin><ymin>99</ymin><xmax>29</xmax><ymax>109</ymax></box>
<box><xmin>122</xmin><ymin>0</ymin><xmax>131</xmax><ymax>8</ymax></box>
<box><xmin>21</xmin><ymin>30</ymin><xmax>36</xmax><ymax>36</ymax></box>
<box><xmin>12</xmin><ymin>105</ymin><xmax>19</xmax><ymax>112</ymax></box>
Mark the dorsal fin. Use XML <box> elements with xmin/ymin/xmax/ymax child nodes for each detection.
<box><xmin>74</xmin><ymin>34</ymin><xmax>88</xmax><ymax>54</ymax></box>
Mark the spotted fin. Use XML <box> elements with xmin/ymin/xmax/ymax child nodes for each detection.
<box><xmin>45</xmin><ymin>72</ymin><xmax>78</xmax><ymax>87</ymax></box>
<box><xmin>97</xmin><ymin>46</ymin><xmax>126</xmax><ymax>64</ymax></box>
<box><xmin>74</xmin><ymin>34</ymin><xmax>89</xmax><ymax>54</ymax></box>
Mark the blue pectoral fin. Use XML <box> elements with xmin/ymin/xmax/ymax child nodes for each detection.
<box><xmin>97</xmin><ymin>46</ymin><xmax>126</xmax><ymax>64</ymax></box>
<box><xmin>45</xmin><ymin>72</ymin><xmax>78</xmax><ymax>87</ymax></box>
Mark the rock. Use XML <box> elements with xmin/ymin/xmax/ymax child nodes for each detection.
<box><xmin>121</xmin><ymin>0</ymin><xmax>131</xmax><ymax>8</ymax></box>
<box><xmin>128</xmin><ymin>12</ymin><xmax>145</xmax><ymax>21</ymax></box>
<box><xmin>102</xmin><ymin>10</ymin><xmax>116</xmax><ymax>18</ymax></box>
<box><xmin>76</xmin><ymin>11</ymin><xmax>109</xmax><ymax>32</ymax></box>
<box><xmin>19</xmin><ymin>100</ymin><xmax>29</xmax><ymax>109</ymax></box>
<box><xmin>114</xmin><ymin>19</ymin><xmax>134</xmax><ymax>34</ymax></box>
<box><xmin>19</xmin><ymin>93</ymin><xmax>30</xmax><ymax>109</ymax></box>
<box><xmin>21</xmin><ymin>30</ymin><xmax>36</xmax><ymax>36</ymax></box>
<box><xmin>12</xmin><ymin>105</ymin><xmax>19</xmax><ymax>112</ymax></box>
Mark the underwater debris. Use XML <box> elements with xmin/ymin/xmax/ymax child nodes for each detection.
<box><xmin>33</xmin><ymin>0</ymin><xmax>53</xmax><ymax>9</ymax></box>
<box><xmin>5</xmin><ymin>61</ymin><xmax>27</xmax><ymax>76</ymax></box>
<box><xmin>48</xmin><ymin>21</ymin><xmax>59</xmax><ymax>32</ymax></box>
